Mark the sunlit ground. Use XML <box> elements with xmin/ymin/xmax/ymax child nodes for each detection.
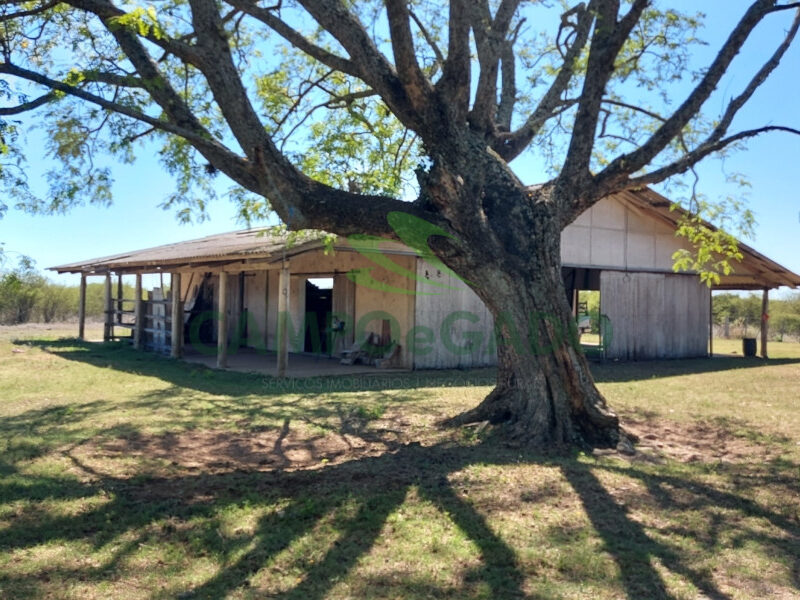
<box><xmin>1</xmin><ymin>324</ymin><xmax>799</xmax><ymax>599</ymax></box>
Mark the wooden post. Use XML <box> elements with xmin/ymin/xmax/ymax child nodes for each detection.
<box><xmin>263</xmin><ymin>271</ymin><xmax>270</xmax><ymax>352</ymax></box>
<box><xmin>171</xmin><ymin>272</ymin><xmax>184</xmax><ymax>358</ymax></box>
<box><xmin>134</xmin><ymin>274</ymin><xmax>143</xmax><ymax>350</ymax></box>
<box><xmin>103</xmin><ymin>273</ymin><xmax>112</xmax><ymax>341</ymax></box>
<box><xmin>116</xmin><ymin>274</ymin><xmax>123</xmax><ymax>324</ymax></box>
<box><xmin>217</xmin><ymin>271</ymin><xmax>228</xmax><ymax>368</ymax></box>
<box><xmin>709</xmin><ymin>291</ymin><xmax>713</xmax><ymax>358</ymax></box>
<box><xmin>277</xmin><ymin>263</ymin><xmax>290</xmax><ymax>377</ymax></box>
<box><xmin>78</xmin><ymin>273</ymin><xmax>87</xmax><ymax>340</ymax></box>
<box><xmin>761</xmin><ymin>288</ymin><xmax>769</xmax><ymax>359</ymax></box>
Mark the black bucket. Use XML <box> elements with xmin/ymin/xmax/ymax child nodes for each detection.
<box><xmin>743</xmin><ymin>338</ymin><xmax>757</xmax><ymax>357</ymax></box>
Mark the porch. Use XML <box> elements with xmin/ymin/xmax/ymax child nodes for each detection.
<box><xmin>181</xmin><ymin>346</ymin><xmax>409</xmax><ymax>378</ymax></box>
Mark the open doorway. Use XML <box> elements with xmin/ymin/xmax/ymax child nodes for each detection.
<box><xmin>577</xmin><ymin>290</ymin><xmax>601</xmax><ymax>345</ymax></box>
<box><xmin>562</xmin><ymin>267</ymin><xmax>608</xmax><ymax>357</ymax></box>
<box><xmin>304</xmin><ymin>277</ymin><xmax>333</xmax><ymax>353</ymax></box>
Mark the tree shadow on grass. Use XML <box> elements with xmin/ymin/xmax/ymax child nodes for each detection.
<box><xmin>563</xmin><ymin>463</ymin><xmax>733</xmax><ymax>600</ymax></box>
<box><xmin>16</xmin><ymin>337</ymin><xmax>800</xmax><ymax>396</ymax></box>
<box><xmin>589</xmin><ymin>354</ymin><xmax>800</xmax><ymax>383</ymax></box>
<box><xmin>595</xmin><ymin>460</ymin><xmax>800</xmax><ymax>593</ymax></box>
<box><xmin>0</xmin><ymin>434</ymin><xmax>531</xmax><ymax>599</ymax></box>
<box><xmin>15</xmin><ymin>337</ymin><xmax>498</xmax><ymax>396</ymax></box>
<box><xmin>4</xmin><ymin>338</ymin><xmax>800</xmax><ymax>597</ymax></box>
<box><xmin>2</xmin><ymin>408</ymin><xmax>800</xmax><ymax>599</ymax></box>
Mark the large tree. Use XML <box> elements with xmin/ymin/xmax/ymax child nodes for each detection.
<box><xmin>1</xmin><ymin>0</ymin><xmax>799</xmax><ymax>448</ymax></box>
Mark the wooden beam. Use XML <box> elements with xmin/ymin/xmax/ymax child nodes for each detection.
<box><xmin>134</xmin><ymin>274</ymin><xmax>144</xmax><ymax>350</ymax></box>
<box><xmin>78</xmin><ymin>273</ymin><xmax>87</xmax><ymax>340</ymax></box>
<box><xmin>709</xmin><ymin>292</ymin><xmax>714</xmax><ymax>357</ymax></box>
<box><xmin>171</xmin><ymin>272</ymin><xmax>183</xmax><ymax>358</ymax></box>
<box><xmin>116</xmin><ymin>274</ymin><xmax>123</xmax><ymax>324</ymax></box>
<box><xmin>217</xmin><ymin>271</ymin><xmax>228</xmax><ymax>368</ymax></box>
<box><xmin>103</xmin><ymin>273</ymin><xmax>113</xmax><ymax>341</ymax></box>
<box><xmin>277</xmin><ymin>262</ymin><xmax>290</xmax><ymax>377</ymax></box>
<box><xmin>761</xmin><ymin>288</ymin><xmax>769</xmax><ymax>359</ymax></box>
<box><xmin>264</xmin><ymin>271</ymin><xmax>270</xmax><ymax>351</ymax></box>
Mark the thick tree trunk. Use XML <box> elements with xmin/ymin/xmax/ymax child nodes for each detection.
<box><xmin>428</xmin><ymin>164</ymin><xmax>622</xmax><ymax>450</ymax></box>
<box><xmin>446</xmin><ymin>260</ymin><xmax>620</xmax><ymax>449</ymax></box>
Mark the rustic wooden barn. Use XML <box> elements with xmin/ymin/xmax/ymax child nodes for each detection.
<box><xmin>51</xmin><ymin>188</ymin><xmax>800</xmax><ymax>372</ymax></box>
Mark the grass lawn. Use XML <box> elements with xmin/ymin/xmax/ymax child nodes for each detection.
<box><xmin>1</xmin><ymin>324</ymin><xmax>799</xmax><ymax>599</ymax></box>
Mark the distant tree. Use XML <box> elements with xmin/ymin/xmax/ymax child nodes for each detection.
<box><xmin>36</xmin><ymin>284</ymin><xmax>76</xmax><ymax>322</ymax></box>
<box><xmin>713</xmin><ymin>292</ymin><xmax>764</xmax><ymax>337</ymax></box>
<box><xmin>2</xmin><ymin>1</ymin><xmax>799</xmax><ymax>448</ymax></box>
<box><xmin>713</xmin><ymin>293</ymin><xmax>737</xmax><ymax>330</ymax></box>
<box><xmin>0</xmin><ymin>256</ymin><xmax>43</xmax><ymax>324</ymax></box>
<box><xmin>769</xmin><ymin>292</ymin><xmax>800</xmax><ymax>341</ymax></box>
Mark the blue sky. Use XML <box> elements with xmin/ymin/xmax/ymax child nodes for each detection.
<box><xmin>1</xmin><ymin>1</ymin><xmax>799</xmax><ymax>295</ymax></box>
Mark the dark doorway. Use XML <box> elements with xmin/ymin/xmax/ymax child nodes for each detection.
<box><xmin>304</xmin><ymin>278</ymin><xmax>333</xmax><ymax>353</ymax></box>
<box><xmin>187</xmin><ymin>274</ymin><xmax>216</xmax><ymax>344</ymax></box>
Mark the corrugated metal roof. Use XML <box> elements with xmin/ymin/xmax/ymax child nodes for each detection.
<box><xmin>49</xmin><ymin>189</ymin><xmax>800</xmax><ymax>289</ymax></box>
<box><xmin>50</xmin><ymin>229</ymin><xmax>296</xmax><ymax>273</ymax></box>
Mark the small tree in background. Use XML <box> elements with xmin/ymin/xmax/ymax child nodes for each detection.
<box><xmin>0</xmin><ymin>257</ymin><xmax>42</xmax><ymax>324</ymax></box>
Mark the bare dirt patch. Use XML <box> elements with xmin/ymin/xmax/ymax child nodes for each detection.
<box><xmin>620</xmin><ymin>417</ymin><xmax>776</xmax><ymax>464</ymax></box>
<box><xmin>82</xmin><ymin>422</ymin><xmax>404</xmax><ymax>475</ymax></box>
<box><xmin>78</xmin><ymin>415</ymin><xmax>777</xmax><ymax>479</ymax></box>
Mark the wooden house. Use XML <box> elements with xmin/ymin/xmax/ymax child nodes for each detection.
<box><xmin>50</xmin><ymin>188</ymin><xmax>800</xmax><ymax>372</ymax></box>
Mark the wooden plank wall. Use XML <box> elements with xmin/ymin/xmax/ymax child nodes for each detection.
<box><xmin>413</xmin><ymin>260</ymin><xmax>496</xmax><ymax>369</ymax></box>
<box><xmin>244</xmin><ymin>271</ymin><xmax>268</xmax><ymax>350</ymax></box>
<box><xmin>562</xmin><ymin>196</ymin><xmax>695</xmax><ymax>272</ymax></box>
<box><xmin>332</xmin><ymin>274</ymin><xmax>356</xmax><ymax>353</ymax></box>
<box><xmin>601</xmin><ymin>271</ymin><xmax>710</xmax><ymax>360</ymax></box>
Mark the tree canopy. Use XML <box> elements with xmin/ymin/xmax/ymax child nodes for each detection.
<box><xmin>1</xmin><ymin>1</ymin><xmax>797</xmax><ymax>231</ymax></box>
<box><xmin>2</xmin><ymin>0</ymin><xmax>800</xmax><ymax>448</ymax></box>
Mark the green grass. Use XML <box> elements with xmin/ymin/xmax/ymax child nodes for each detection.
<box><xmin>1</xmin><ymin>325</ymin><xmax>800</xmax><ymax>599</ymax></box>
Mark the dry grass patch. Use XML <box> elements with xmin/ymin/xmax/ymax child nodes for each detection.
<box><xmin>1</xmin><ymin>326</ymin><xmax>799</xmax><ymax>599</ymax></box>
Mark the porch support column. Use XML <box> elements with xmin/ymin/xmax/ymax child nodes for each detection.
<box><xmin>171</xmin><ymin>272</ymin><xmax>183</xmax><ymax>358</ymax></box>
<box><xmin>103</xmin><ymin>273</ymin><xmax>112</xmax><ymax>341</ymax></box>
<box><xmin>78</xmin><ymin>273</ymin><xmax>87</xmax><ymax>340</ymax></box>
<box><xmin>217</xmin><ymin>271</ymin><xmax>229</xmax><ymax>368</ymax></box>
<box><xmin>761</xmin><ymin>288</ymin><xmax>770</xmax><ymax>359</ymax></box>
<box><xmin>709</xmin><ymin>291</ymin><xmax>713</xmax><ymax>358</ymax></box>
<box><xmin>134</xmin><ymin>274</ymin><xmax>144</xmax><ymax>350</ymax></box>
<box><xmin>116</xmin><ymin>274</ymin><xmax>123</xmax><ymax>324</ymax></box>
<box><xmin>277</xmin><ymin>262</ymin><xmax>290</xmax><ymax>377</ymax></box>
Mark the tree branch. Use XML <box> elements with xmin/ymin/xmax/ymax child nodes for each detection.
<box><xmin>435</xmin><ymin>0</ymin><xmax>471</xmax><ymax>122</ymax></box>
<box><xmin>495</xmin><ymin>18</ymin><xmax>524</xmax><ymax>131</ymax></box>
<box><xmin>277</xmin><ymin>89</ymin><xmax>377</xmax><ymax>153</ymax></box>
<box><xmin>627</xmin><ymin>125</ymin><xmax>800</xmax><ymax>187</ymax></box>
<box><xmin>595</xmin><ymin>0</ymin><xmax>785</xmax><ymax>189</ymax></box>
<box><xmin>495</xmin><ymin>1</ymin><xmax>594</xmax><ymax>160</ymax></box>
<box><xmin>601</xmin><ymin>98</ymin><xmax>666</xmax><ymax>123</ymax></box>
<box><xmin>771</xmin><ymin>2</ymin><xmax>800</xmax><ymax>12</ymax></box>
<box><xmin>469</xmin><ymin>0</ymin><xmax>523</xmax><ymax>135</ymax></box>
<box><xmin>0</xmin><ymin>90</ymin><xmax>57</xmax><ymax>114</ymax></box>
<box><xmin>557</xmin><ymin>0</ymin><xmax>648</xmax><ymax>196</ymax></box>
<box><xmin>0</xmin><ymin>0</ymin><xmax>61</xmax><ymax>22</ymax></box>
<box><xmin>703</xmin><ymin>8</ymin><xmax>800</xmax><ymax>147</ymax></box>
<box><xmin>59</xmin><ymin>0</ymin><xmax>263</xmax><ymax>192</ymax></box>
<box><xmin>186</xmin><ymin>0</ymin><xmax>439</xmax><ymax>238</ymax></box>
<box><xmin>296</xmin><ymin>0</ymin><xmax>429</xmax><ymax>134</ymax></box>
<box><xmin>223</xmin><ymin>0</ymin><xmax>363</xmax><ymax>79</ymax></box>
<box><xmin>385</xmin><ymin>0</ymin><xmax>433</xmax><ymax>113</ymax></box>
<box><xmin>271</xmin><ymin>69</ymin><xmax>334</xmax><ymax>132</ymax></box>
<box><xmin>408</xmin><ymin>8</ymin><xmax>444</xmax><ymax>68</ymax></box>
<box><xmin>188</xmin><ymin>0</ymin><xmax>272</xmax><ymax>159</ymax></box>
<box><xmin>64</xmin><ymin>0</ymin><xmax>203</xmax><ymax>65</ymax></box>
<box><xmin>0</xmin><ymin>60</ymin><xmax>252</xmax><ymax>190</ymax></box>
<box><xmin>81</xmin><ymin>69</ymin><xmax>143</xmax><ymax>88</ymax></box>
